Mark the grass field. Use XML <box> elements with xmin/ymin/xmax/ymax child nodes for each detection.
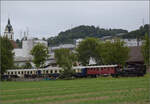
<box><xmin>0</xmin><ymin>75</ymin><xmax>150</xmax><ymax>104</ymax></box>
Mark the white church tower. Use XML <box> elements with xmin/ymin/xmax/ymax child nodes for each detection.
<box><xmin>4</xmin><ymin>18</ymin><xmax>14</xmax><ymax>40</ymax></box>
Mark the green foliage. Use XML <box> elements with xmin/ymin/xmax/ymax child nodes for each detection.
<box><xmin>121</xmin><ymin>24</ymin><xmax>149</xmax><ymax>39</ymax></box>
<box><xmin>76</xmin><ymin>37</ymin><xmax>129</xmax><ymax>66</ymax></box>
<box><xmin>30</xmin><ymin>43</ymin><xmax>49</xmax><ymax>68</ymax></box>
<box><xmin>15</xmin><ymin>39</ymin><xmax>22</xmax><ymax>48</ymax></box>
<box><xmin>23</xmin><ymin>62</ymin><xmax>32</xmax><ymax>69</ymax></box>
<box><xmin>54</xmin><ymin>48</ymin><xmax>76</xmax><ymax>79</ymax></box>
<box><xmin>100</xmin><ymin>39</ymin><xmax>130</xmax><ymax>66</ymax></box>
<box><xmin>0</xmin><ymin>36</ymin><xmax>14</xmax><ymax>75</ymax></box>
<box><xmin>76</xmin><ymin>37</ymin><xmax>101</xmax><ymax>65</ymax></box>
<box><xmin>142</xmin><ymin>33</ymin><xmax>150</xmax><ymax>67</ymax></box>
<box><xmin>47</xmin><ymin>25</ymin><xmax>128</xmax><ymax>46</ymax></box>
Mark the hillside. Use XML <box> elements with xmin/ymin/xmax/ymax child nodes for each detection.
<box><xmin>47</xmin><ymin>24</ymin><xmax>149</xmax><ymax>46</ymax></box>
<box><xmin>47</xmin><ymin>25</ymin><xmax>128</xmax><ymax>46</ymax></box>
<box><xmin>121</xmin><ymin>24</ymin><xmax>149</xmax><ymax>39</ymax></box>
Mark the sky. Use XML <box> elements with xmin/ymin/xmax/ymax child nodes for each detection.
<box><xmin>1</xmin><ymin>1</ymin><xmax>149</xmax><ymax>40</ymax></box>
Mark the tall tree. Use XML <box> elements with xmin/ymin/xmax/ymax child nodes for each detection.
<box><xmin>0</xmin><ymin>36</ymin><xmax>14</xmax><ymax>77</ymax></box>
<box><xmin>142</xmin><ymin>33</ymin><xmax>150</xmax><ymax>68</ymax></box>
<box><xmin>101</xmin><ymin>39</ymin><xmax>129</xmax><ymax>66</ymax></box>
<box><xmin>54</xmin><ymin>48</ymin><xmax>77</xmax><ymax>79</ymax></box>
<box><xmin>16</xmin><ymin>39</ymin><xmax>22</xmax><ymax>48</ymax></box>
<box><xmin>76</xmin><ymin>37</ymin><xmax>101</xmax><ymax>65</ymax></box>
<box><xmin>30</xmin><ymin>43</ymin><xmax>49</xmax><ymax>68</ymax></box>
<box><xmin>77</xmin><ymin>37</ymin><xmax>129</xmax><ymax>66</ymax></box>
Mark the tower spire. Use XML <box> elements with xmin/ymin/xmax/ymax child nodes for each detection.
<box><xmin>8</xmin><ymin>18</ymin><xmax>10</xmax><ymax>24</ymax></box>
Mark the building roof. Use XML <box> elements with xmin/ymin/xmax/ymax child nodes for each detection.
<box><xmin>127</xmin><ymin>46</ymin><xmax>144</xmax><ymax>63</ymax></box>
<box><xmin>51</xmin><ymin>44</ymin><xmax>75</xmax><ymax>50</ymax></box>
<box><xmin>14</xmin><ymin>56</ymin><xmax>32</xmax><ymax>62</ymax></box>
<box><xmin>10</xmin><ymin>40</ymin><xmax>18</xmax><ymax>48</ymax></box>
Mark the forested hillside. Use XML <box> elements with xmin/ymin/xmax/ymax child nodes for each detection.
<box><xmin>47</xmin><ymin>25</ymin><xmax>128</xmax><ymax>46</ymax></box>
<box><xmin>121</xmin><ymin>24</ymin><xmax>149</xmax><ymax>39</ymax></box>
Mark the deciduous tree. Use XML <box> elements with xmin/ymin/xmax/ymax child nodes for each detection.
<box><xmin>30</xmin><ymin>43</ymin><xmax>49</xmax><ymax>68</ymax></box>
<box><xmin>76</xmin><ymin>37</ymin><xmax>101</xmax><ymax>65</ymax></box>
<box><xmin>142</xmin><ymin>33</ymin><xmax>150</xmax><ymax>68</ymax></box>
<box><xmin>0</xmin><ymin>36</ymin><xmax>14</xmax><ymax>77</ymax></box>
<box><xmin>101</xmin><ymin>39</ymin><xmax>129</xmax><ymax>66</ymax></box>
<box><xmin>54</xmin><ymin>48</ymin><xmax>77</xmax><ymax>79</ymax></box>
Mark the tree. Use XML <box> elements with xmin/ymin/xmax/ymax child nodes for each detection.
<box><xmin>30</xmin><ymin>43</ymin><xmax>49</xmax><ymax>68</ymax></box>
<box><xmin>0</xmin><ymin>36</ymin><xmax>14</xmax><ymax>77</ymax></box>
<box><xmin>76</xmin><ymin>37</ymin><xmax>101</xmax><ymax>65</ymax></box>
<box><xmin>142</xmin><ymin>33</ymin><xmax>150</xmax><ymax>68</ymax></box>
<box><xmin>76</xmin><ymin>37</ymin><xmax>129</xmax><ymax>66</ymax></box>
<box><xmin>16</xmin><ymin>39</ymin><xmax>22</xmax><ymax>48</ymax></box>
<box><xmin>54</xmin><ymin>48</ymin><xmax>77</xmax><ymax>79</ymax></box>
<box><xmin>23</xmin><ymin>62</ymin><xmax>32</xmax><ymax>69</ymax></box>
<box><xmin>100</xmin><ymin>39</ymin><xmax>130</xmax><ymax>66</ymax></box>
<box><xmin>42</xmin><ymin>37</ymin><xmax>46</xmax><ymax>41</ymax></box>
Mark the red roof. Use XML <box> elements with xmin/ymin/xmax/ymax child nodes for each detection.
<box><xmin>10</xmin><ymin>40</ymin><xmax>18</xmax><ymax>48</ymax></box>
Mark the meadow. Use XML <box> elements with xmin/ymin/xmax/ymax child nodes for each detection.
<box><xmin>0</xmin><ymin>75</ymin><xmax>150</xmax><ymax>104</ymax></box>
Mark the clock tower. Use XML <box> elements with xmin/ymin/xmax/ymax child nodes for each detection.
<box><xmin>4</xmin><ymin>18</ymin><xmax>14</xmax><ymax>40</ymax></box>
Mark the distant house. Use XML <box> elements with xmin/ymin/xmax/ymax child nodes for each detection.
<box><xmin>13</xmin><ymin>37</ymin><xmax>48</xmax><ymax>67</ymax></box>
<box><xmin>127</xmin><ymin>46</ymin><xmax>144</xmax><ymax>64</ymax></box>
<box><xmin>10</xmin><ymin>40</ymin><xmax>18</xmax><ymax>48</ymax></box>
<box><xmin>75</xmin><ymin>39</ymin><xmax>83</xmax><ymax>46</ymax></box>
<box><xmin>50</xmin><ymin>44</ymin><xmax>75</xmax><ymax>52</ymax></box>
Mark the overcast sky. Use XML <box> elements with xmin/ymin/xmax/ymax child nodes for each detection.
<box><xmin>1</xmin><ymin>1</ymin><xmax>149</xmax><ymax>40</ymax></box>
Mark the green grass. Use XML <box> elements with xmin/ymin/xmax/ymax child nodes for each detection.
<box><xmin>0</xmin><ymin>74</ymin><xmax>150</xmax><ymax>104</ymax></box>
